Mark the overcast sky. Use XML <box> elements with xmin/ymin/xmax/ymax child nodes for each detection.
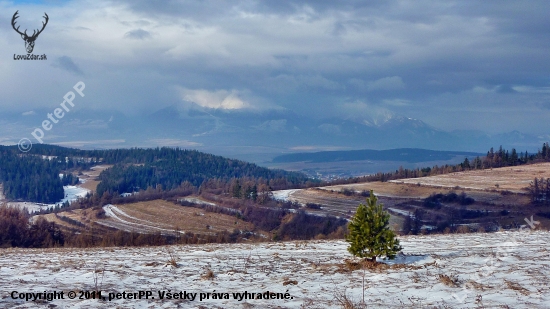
<box><xmin>2</xmin><ymin>0</ymin><xmax>550</xmax><ymax>135</ymax></box>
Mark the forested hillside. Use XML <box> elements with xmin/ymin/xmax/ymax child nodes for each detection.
<box><xmin>0</xmin><ymin>149</ymin><xmax>64</xmax><ymax>203</ymax></box>
<box><xmin>95</xmin><ymin>150</ymin><xmax>309</xmax><ymax>196</ymax></box>
<box><xmin>0</xmin><ymin>145</ymin><xmax>310</xmax><ymax>203</ymax></box>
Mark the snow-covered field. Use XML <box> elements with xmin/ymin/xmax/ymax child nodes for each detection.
<box><xmin>60</xmin><ymin>185</ymin><xmax>90</xmax><ymax>205</ymax></box>
<box><xmin>271</xmin><ymin>189</ymin><xmax>299</xmax><ymax>201</ymax></box>
<box><xmin>387</xmin><ymin>207</ymin><xmax>412</xmax><ymax>217</ymax></box>
<box><xmin>3</xmin><ymin>185</ymin><xmax>90</xmax><ymax>213</ymax></box>
<box><xmin>1</xmin><ymin>231</ymin><xmax>549</xmax><ymax>308</ymax></box>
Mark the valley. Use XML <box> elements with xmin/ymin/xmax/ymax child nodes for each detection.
<box><xmin>1</xmin><ymin>145</ymin><xmax>550</xmax><ymax>309</ymax></box>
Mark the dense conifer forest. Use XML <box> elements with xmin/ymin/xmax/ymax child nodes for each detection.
<box><xmin>0</xmin><ymin>149</ymin><xmax>65</xmax><ymax>203</ymax></box>
<box><xmin>0</xmin><ymin>145</ymin><xmax>310</xmax><ymax>203</ymax></box>
<box><xmin>94</xmin><ymin>150</ymin><xmax>310</xmax><ymax>196</ymax></box>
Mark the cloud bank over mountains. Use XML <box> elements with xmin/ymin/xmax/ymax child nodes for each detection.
<box><xmin>2</xmin><ymin>0</ymin><xmax>550</xmax><ymax>153</ymax></box>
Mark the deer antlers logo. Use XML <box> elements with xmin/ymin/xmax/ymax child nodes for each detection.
<box><xmin>11</xmin><ymin>10</ymin><xmax>49</xmax><ymax>54</ymax></box>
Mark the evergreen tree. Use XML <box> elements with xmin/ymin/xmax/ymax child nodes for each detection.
<box><xmin>510</xmin><ymin>148</ymin><xmax>518</xmax><ymax>166</ymax></box>
<box><xmin>462</xmin><ymin>157</ymin><xmax>470</xmax><ymax>169</ymax></box>
<box><xmin>402</xmin><ymin>214</ymin><xmax>412</xmax><ymax>234</ymax></box>
<box><xmin>346</xmin><ymin>190</ymin><xmax>402</xmax><ymax>261</ymax></box>
<box><xmin>231</xmin><ymin>179</ymin><xmax>242</xmax><ymax>198</ymax></box>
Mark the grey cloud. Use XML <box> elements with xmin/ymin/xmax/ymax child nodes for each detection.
<box><xmin>496</xmin><ymin>85</ymin><xmax>517</xmax><ymax>94</ymax></box>
<box><xmin>3</xmin><ymin>0</ymin><xmax>550</xmax><ymax>137</ymax></box>
<box><xmin>367</xmin><ymin>76</ymin><xmax>405</xmax><ymax>91</ymax></box>
<box><xmin>318</xmin><ymin>124</ymin><xmax>341</xmax><ymax>134</ymax></box>
<box><xmin>253</xmin><ymin>119</ymin><xmax>287</xmax><ymax>132</ymax></box>
<box><xmin>52</xmin><ymin>56</ymin><xmax>84</xmax><ymax>75</ymax></box>
<box><xmin>124</xmin><ymin>29</ymin><xmax>151</xmax><ymax>39</ymax></box>
<box><xmin>266</xmin><ymin>75</ymin><xmax>341</xmax><ymax>93</ymax></box>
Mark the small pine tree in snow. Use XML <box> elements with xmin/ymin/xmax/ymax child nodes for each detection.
<box><xmin>346</xmin><ymin>190</ymin><xmax>402</xmax><ymax>261</ymax></box>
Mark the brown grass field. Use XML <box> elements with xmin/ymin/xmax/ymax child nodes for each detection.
<box><xmin>389</xmin><ymin>162</ymin><xmax>550</xmax><ymax>192</ymax></box>
<box><xmin>99</xmin><ymin>200</ymin><xmax>255</xmax><ymax>235</ymax></box>
<box><xmin>78</xmin><ymin>165</ymin><xmax>112</xmax><ymax>192</ymax></box>
<box><xmin>40</xmin><ymin>199</ymin><xmax>259</xmax><ymax>236</ymax></box>
<box><xmin>40</xmin><ymin>208</ymin><xmax>103</xmax><ymax>229</ymax></box>
<box><xmin>315</xmin><ymin>163</ymin><xmax>550</xmax><ymax>206</ymax></box>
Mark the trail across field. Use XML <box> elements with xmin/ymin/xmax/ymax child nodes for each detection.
<box><xmin>99</xmin><ymin>204</ymin><xmax>181</xmax><ymax>234</ymax></box>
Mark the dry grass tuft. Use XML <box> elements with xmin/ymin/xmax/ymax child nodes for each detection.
<box><xmin>283</xmin><ymin>279</ymin><xmax>298</xmax><ymax>286</ymax></box>
<box><xmin>92</xmin><ymin>264</ymin><xmax>105</xmax><ymax>293</ymax></box>
<box><xmin>202</xmin><ymin>268</ymin><xmax>215</xmax><ymax>280</ymax></box>
<box><xmin>464</xmin><ymin>279</ymin><xmax>489</xmax><ymax>291</ymax></box>
<box><xmin>341</xmin><ymin>259</ymin><xmax>389</xmax><ymax>273</ymax></box>
<box><xmin>165</xmin><ymin>248</ymin><xmax>179</xmax><ymax>268</ymax></box>
<box><xmin>438</xmin><ymin>273</ymin><xmax>460</xmax><ymax>287</ymax></box>
<box><xmin>505</xmin><ymin>280</ymin><xmax>530</xmax><ymax>295</ymax></box>
<box><xmin>299</xmin><ymin>298</ymin><xmax>326</xmax><ymax>309</ymax></box>
<box><xmin>332</xmin><ymin>288</ymin><xmax>366</xmax><ymax>309</ymax></box>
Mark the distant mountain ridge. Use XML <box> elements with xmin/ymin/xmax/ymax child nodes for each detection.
<box><xmin>272</xmin><ymin>148</ymin><xmax>483</xmax><ymax>164</ymax></box>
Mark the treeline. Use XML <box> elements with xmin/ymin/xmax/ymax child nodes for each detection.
<box><xmin>87</xmin><ymin>149</ymin><xmax>311</xmax><ymax>196</ymax></box>
<box><xmin>0</xmin><ymin>150</ymin><xmax>64</xmax><ymax>203</ymax></box>
<box><xmin>61</xmin><ymin>173</ymin><xmax>79</xmax><ymax>186</ymax></box>
<box><xmin>179</xmin><ymin>198</ymin><xmax>346</xmax><ymax>241</ymax></box>
<box><xmin>0</xmin><ymin>207</ymin><xmax>65</xmax><ymax>247</ymax></box>
<box><xmin>332</xmin><ymin>142</ymin><xmax>550</xmax><ymax>184</ymax></box>
<box><xmin>423</xmin><ymin>192</ymin><xmax>475</xmax><ymax>209</ymax></box>
<box><xmin>529</xmin><ymin>178</ymin><xmax>550</xmax><ymax>205</ymax></box>
<box><xmin>69</xmin><ymin>229</ymin><xmax>253</xmax><ymax>248</ymax></box>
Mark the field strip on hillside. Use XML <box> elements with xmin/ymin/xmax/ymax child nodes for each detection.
<box><xmin>96</xmin><ymin>200</ymin><xmax>254</xmax><ymax>235</ymax></box>
<box><xmin>272</xmin><ymin>189</ymin><xmax>299</xmax><ymax>201</ymax></box>
<box><xmin>99</xmin><ymin>204</ymin><xmax>183</xmax><ymax>234</ymax></box>
<box><xmin>179</xmin><ymin>197</ymin><xmax>217</xmax><ymax>206</ymax></box>
<box><xmin>1</xmin><ymin>231</ymin><xmax>549</xmax><ymax>308</ymax></box>
<box><xmin>388</xmin><ymin>163</ymin><xmax>550</xmax><ymax>192</ymax></box>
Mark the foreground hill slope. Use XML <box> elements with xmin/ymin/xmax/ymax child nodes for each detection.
<box><xmin>1</xmin><ymin>231</ymin><xmax>548</xmax><ymax>308</ymax></box>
